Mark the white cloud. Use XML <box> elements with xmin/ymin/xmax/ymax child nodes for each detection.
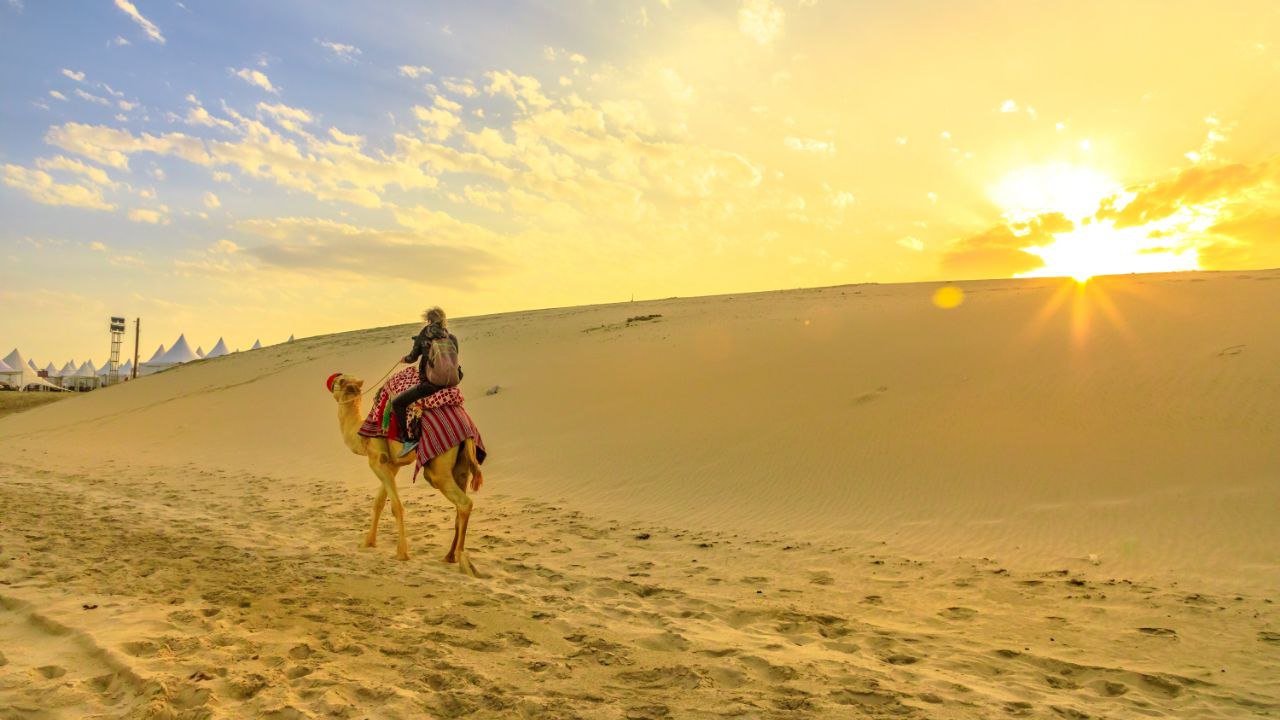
<box><xmin>231</xmin><ymin>68</ymin><xmax>278</xmax><ymax>94</ymax></box>
<box><xmin>328</xmin><ymin>127</ymin><xmax>364</xmax><ymax>145</ymax></box>
<box><xmin>74</xmin><ymin>88</ymin><xmax>111</xmax><ymax>106</ymax></box>
<box><xmin>739</xmin><ymin>0</ymin><xmax>784</xmax><ymax>45</ymax></box>
<box><xmin>35</xmin><ymin>155</ymin><xmax>114</xmax><ymax>187</ymax></box>
<box><xmin>399</xmin><ymin>65</ymin><xmax>432</xmax><ymax>78</ymax></box>
<box><xmin>258</xmin><ymin>102</ymin><xmax>313</xmax><ymax>133</ymax></box>
<box><xmin>1</xmin><ymin>164</ymin><xmax>115</xmax><ymax>210</ymax></box>
<box><xmin>61</xmin><ymin>68</ymin><xmax>85</xmax><ymax>82</ymax></box>
<box><xmin>127</xmin><ymin>207</ymin><xmax>169</xmax><ymax>224</ymax></box>
<box><xmin>897</xmin><ymin>236</ymin><xmax>924</xmax><ymax>252</ymax></box>
<box><xmin>318</xmin><ymin>39</ymin><xmax>361</xmax><ymax>61</ymax></box>
<box><xmin>202</xmin><ymin>191</ymin><xmax>220</xmax><ymax>209</ymax></box>
<box><xmin>49</xmin><ymin>90</ymin><xmax>68</xmax><ymax>101</ymax></box>
<box><xmin>90</xmin><ymin>241</ymin><xmax>108</xmax><ymax>251</ymax></box>
<box><xmin>783</xmin><ymin>136</ymin><xmax>835</xmax><ymax>155</ymax></box>
<box><xmin>112</xmin><ymin>0</ymin><xmax>165</xmax><ymax>44</ymax></box>
<box><xmin>443</xmin><ymin>78</ymin><xmax>478</xmax><ymax>97</ymax></box>
<box><xmin>999</xmin><ymin>99</ymin><xmax>1019</xmax><ymax>113</ymax></box>
<box><xmin>111</xmin><ymin>35</ymin><xmax>130</xmax><ymax>46</ymax></box>
<box><xmin>118</xmin><ymin>100</ymin><xmax>137</xmax><ymax>111</ymax></box>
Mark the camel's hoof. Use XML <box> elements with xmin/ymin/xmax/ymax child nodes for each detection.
<box><xmin>362</xmin><ymin>537</ymin><xmax>377</xmax><ymax>548</ymax></box>
<box><xmin>396</xmin><ymin>551</ymin><xmax>410</xmax><ymax>561</ymax></box>
<box><xmin>442</xmin><ymin>553</ymin><xmax>457</xmax><ymax>564</ymax></box>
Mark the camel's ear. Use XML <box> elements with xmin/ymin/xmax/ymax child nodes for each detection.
<box><xmin>353</xmin><ymin>379</ymin><xmax>364</xmax><ymax>389</ymax></box>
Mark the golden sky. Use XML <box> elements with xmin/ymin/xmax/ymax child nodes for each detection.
<box><xmin>2</xmin><ymin>0</ymin><xmax>1279</xmax><ymax>362</ymax></box>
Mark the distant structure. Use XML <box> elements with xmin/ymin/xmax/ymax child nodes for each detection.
<box><xmin>250</xmin><ymin>339</ymin><xmax>262</xmax><ymax>350</ymax></box>
<box><xmin>195</xmin><ymin>346</ymin><xmax>206</xmax><ymax>358</ymax></box>
<box><xmin>66</xmin><ymin>359</ymin><xmax>100</xmax><ymax>392</ymax></box>
<box><xmin>2</xmin><ymin>349</ymin><xmax>64</xmax><ymax>391</ymax></box>
<box><xmin>205</xmin><ymin>338</ymin><xmax>230</xmax><ymax>358</ymax></box>
<box><xmin>287</xmin><ymin>334</ymin><xmax>295</xmax><ymax>343</ymax></box>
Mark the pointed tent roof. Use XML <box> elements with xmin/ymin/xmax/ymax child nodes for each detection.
<box><xmin>195</xmin><ymin>346</ymin><xmax>206</xmax><ymax>358</ymax></box>
<box><xmin>206</xmin><ymin>337</ymin><xmax>230</xmax><ymax>358</ymax></box>
<box><xmin>59</xmin><ymin>360</ymin><xmax>77</xmax><ymax>376</ymax></box>
<box><xmin>3</xmin><ymin>349</ymin><xmax>26</xmax><ymax>371</ymax></box>
<box><xmin>0</xmin><ymin>358</ymin><xmax>14</xmax><ymax>373</ymax></box>
<box><xmin>158</xmin><ymin>335</ymin><xmax>198</xmax><ymax>364</ymax></box>
<box><xmin>250</xmin><ymin>339</ymin><xmax>262</xmax><ymax>350</ymax></box>
<box><xmin>27</xmin><ymin>358</ymin><xmax>39</xmax><ymax>371</ymax></box>
<box><xmin>146</xmin><ymin>344</ymin><xmax>167</xmax><ymax>363</ymax></box>
<box><xmin>44</xmin><ymin>362</ymin><xmax>59</xmax><ymax>377</ymax></box>
<box><xmin>74</xmin><ymin>360</ymin><xmax>98</xmax><ymax>378</ymax></box>
<box><xmin>287</xmin><ymin>334</ymin><xmax>295</xmax><ymax>343</ymax></box>
<box><xmin>119</xmin><ymin>359</ymin><xmax>133</xmax><ymax>376</ymax></box>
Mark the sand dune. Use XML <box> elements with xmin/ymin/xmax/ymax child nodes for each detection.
<box><xmin>2</xmin><ymin>270</ymin><xmax>1278</xmax><ymax>718</ymax></box>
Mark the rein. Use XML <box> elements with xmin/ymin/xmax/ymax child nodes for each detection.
<box><xmin>337</xmin><ymin>360</ymin><xmax>402</xmax><ymax>404</ymax></box>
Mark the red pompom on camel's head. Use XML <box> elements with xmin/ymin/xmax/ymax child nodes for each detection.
<box><xmin>326</xmin><ymin>372</ymin><xmax>363</xmax><ymax>400</ymax></box>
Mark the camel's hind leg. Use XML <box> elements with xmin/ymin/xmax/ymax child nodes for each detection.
<box><xmin>426</xmin><ymin>447</ymin><xmax>477</xmax><ymax>577</ymax></box>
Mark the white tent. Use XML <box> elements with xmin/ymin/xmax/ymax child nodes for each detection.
<box><xmin>27</xmin><ymin>358</ymin><xmax>38</xmax><ymax>372</ymax></box>
<box><xmin>4</xmin><ymin>348</ymin><xmax>67</xmax><ymax>391</ymax></box>
<box><xmin>119</xmin><ymin>359</ymin><xmax>134</xmax><ymax>379</ymax></box>
<box><xmin>250</xmin><ymin>339</ymin><xmax>262</xmax><ymax>350</ymax></box>
<box><xmin>287</xmin><ymin>334</ymin><xmax>295</xmax><ymax>343</ymax></box>
<box><xmin>158</xmin><ymin>335</ymin><xmax>198</xmax><ymax>365</ymax></box>
<box><xmin>146</xmin><ymin>344</ymin><xmax>167</xmax><ymax>363</ymax></box>
<box><xmin>58</xmin><ymin>360</ymin><xmax>78</xmax><ymax>377</ymax></box>
<box><xmin>63</xmin><ymin>359</ymin><xmax>100</xmax><ymax>390</ymax></box>
<box><xmin>0</xmin><ymin>357</ymin><xmax>18</xmax><ymax>388</ymax></box>
<box><xmin>43</xmin><ymin>362</ymin><xmax>58</xmax><ymax>377</ymax></box>
<box><xmin>195</xmin><ymin>346</ymin><xmax>206</xmax><ymax>358</ymax></box>
<box><xmin>205</xmin><ymin>337</ymin><xmax>229</xmax><ymax>358</ymax></box>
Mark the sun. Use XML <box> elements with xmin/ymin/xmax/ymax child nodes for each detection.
<box><xmin>989</xmin><ymin>163</ymin><xmax>1207</xmax><ymax>282</ymax></box>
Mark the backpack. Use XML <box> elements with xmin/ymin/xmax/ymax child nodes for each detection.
<box><xmin>425</xmin><ymin>336</ymin><xmax>460</xmax><ymax>387</ymax></box>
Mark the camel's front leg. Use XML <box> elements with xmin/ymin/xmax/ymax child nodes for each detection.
<box><xmin>370</xmin><ymin>459</ymin><xmax>410</xmax><ymax>560</ymax></box>
<box><xmin>364</xmin><ymin>485</ymin><xmax>387</xmax><ymax>547</ymax></box>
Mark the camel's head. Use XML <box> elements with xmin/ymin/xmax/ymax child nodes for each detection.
<box><xmin>327</xmin><ymin>373</ymin><xmax>364</xmax><ymax>403</ymax></box>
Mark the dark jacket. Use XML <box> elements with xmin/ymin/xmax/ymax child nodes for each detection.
<box><xmin>403</xmin><ymin>324</ymin><xmax>462</xmax><ymax>384</ymax></box>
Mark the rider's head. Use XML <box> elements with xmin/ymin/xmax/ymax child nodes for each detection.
<box><xmin>422</xmin><ymin>306</ymin><xmax>447</xmax><ymax>327</ymax></box>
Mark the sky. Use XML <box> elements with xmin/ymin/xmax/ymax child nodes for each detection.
<box><xmin>2</xmin><ymin>0</ymin><xmax>1279</xmax><ymax>364</ymax></box>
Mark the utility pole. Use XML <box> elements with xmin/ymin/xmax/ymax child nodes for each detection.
<box><xmin>132</xmin><ymin>318</ymin><xmax>141</xmax><ymax>379</ymax></box>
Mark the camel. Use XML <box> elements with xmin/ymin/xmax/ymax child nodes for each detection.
<box><xmin>329</xmin><ymin>373</ymin><xmax>483</xmax><ymax>576</ymax></box>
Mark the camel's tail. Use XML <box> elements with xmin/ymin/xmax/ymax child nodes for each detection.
<box><xmin>458</xmin><ymin>437</ymin><xmax>483</xmax><ymax>492</ymax></box>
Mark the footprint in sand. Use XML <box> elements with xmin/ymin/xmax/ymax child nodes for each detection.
<box><xmin>938</xmin><ymin>606</ymin><xmax>977</xmax><ymax>620</ymax></box>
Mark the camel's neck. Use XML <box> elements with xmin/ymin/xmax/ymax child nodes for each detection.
<box><xmin>337</xmin><ymin>397</ymin><xmax>370</xmax><ymax>456</ymax></box>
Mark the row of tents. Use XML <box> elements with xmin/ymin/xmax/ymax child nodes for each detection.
<box><xmin>1</xmin><ymin>334</ymin><xmax>293</xmax><ymax>392</ymax></box>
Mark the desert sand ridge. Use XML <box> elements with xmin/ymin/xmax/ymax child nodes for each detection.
<box><xmin>1</xmin><ymin>269</ymin><xmax>1278</xmax><ymax>718</ymax></box>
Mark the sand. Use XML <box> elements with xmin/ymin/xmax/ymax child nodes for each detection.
<box><xmin>1</xmin><ymin>270</ymin><xmax>1277</xmax><ymax>718</ymax></box>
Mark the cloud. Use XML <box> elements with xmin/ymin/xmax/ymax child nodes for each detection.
<box><xmin>413</xmin><ymin>96</ymin><xmax>463</xmax><ymax>140</ymax></box>
<box><xmin>49</xmin><ymin>90</ymin><xmax>68</xmax><ymax>101</ymax></box>
<box><xmin>257</xmin><ymin>102</ymin><xmax>313</xmax><ymax>133</ymax></box>
<box><xmin>399</xmin><ymin>65</ymin><xmax>432</xmax><ymax>78</ymax></box>
<box><xmin>940</xmin><ymin>212</ymin><xmax>1071</xmax><ymax>278</ymax></box>
<box><xmin>61</xmin><ymin>68</ymin><xmax>85</xmax><ymax>82</ymax></box>
<box><xmin>231</xmin><ymin>68</ymin><xmax>277</xmax><ymax>94</ymax></box>
<box><xmin>74</xmin><ymin>88</ymin><xmax>111</xmax><ymax>105</ymax></box>
<box><xmin>35</xmin><ymin>155</ymin><xmax>114</xmax><ymax>186</ymax></box>
<box><xmin>739</xmin><ymin>0</ymin><xmax>784</xmax><ymax>45</ymax></box>
<box><xmin>1</xmin><ymin>164</ymin><xmax>115</xmax><ymax>210</ymax></box>
<box><xmin>484</xmin><ymin>70</ymin><xmax>551</xmax><ymax>110</ymax></box>
<box><xmin>897</xmin><ymin>236</ymin><xmax>924</xmax><ymax>252</ymax></box>
<box><xmin>442</xmin><ymin>78</ymin><xmax>478</xmax><ymax>97</ymax></box>
<box><xmin>112</xmin><ymin>35</ymin><xmax>130</xmax><ymax>46</ymax></box>
<box><xmin>318</xmin><ymin>39</ymin><xmax>361</xmax><ymax>61</ymax></box>
<box><xmin>783</xmin><ymin>136</ymin><xmax>835</xmax><ymax>155</ymax></box>
<box><xmin>113</xmin><ymin>0</ymin><xmax>164</xmax><ymax>44</ymax></box>
<box><xmin>328</xmin><ymin>127</ymin><xmax>364</xmax><ymax>146</ymax></box>
<box><xmin>90</xmin><ymin>241</ymin><xmax>108</xmax><ymax>251</ymax></box>
<box><xmin>127</xmin><ymin>207</ymin><xmax>169</xmax><ymax>224</ymax></box>
<box><xmin>236</xmin><ymin>216</ymin><xmax>504</xmax><ymax>287</ymax></box>
<box><xmin>203</xmin><ymin>191</ymin><xmax>220</xmax><ymax>209</ymax></box>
